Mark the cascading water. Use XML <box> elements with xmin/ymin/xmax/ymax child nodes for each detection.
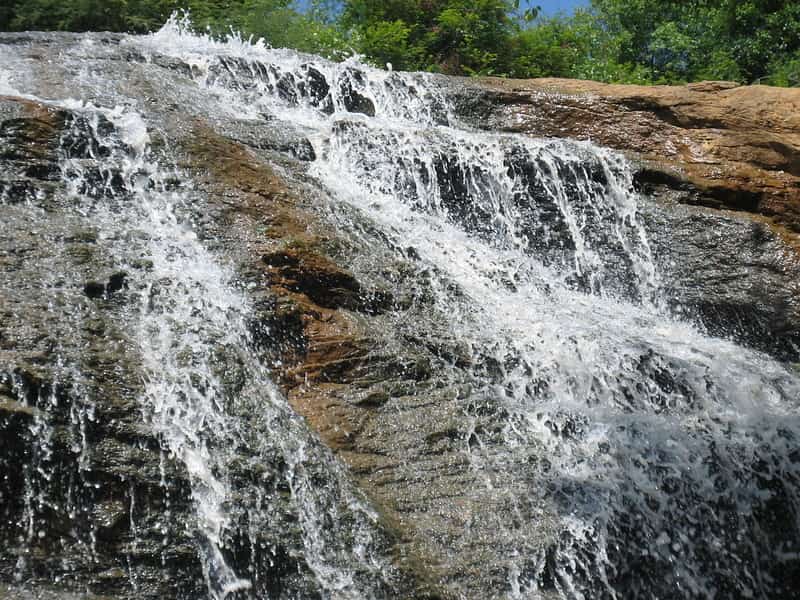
<box><xmin>1</xmin><ymin>15</ymin><xmax>799</xmax><ymax>600</ymax></box>
<box><xmin>0</xmin><ymin>41</ymin><xmax>408</xmax><ymax>599</ymax></box>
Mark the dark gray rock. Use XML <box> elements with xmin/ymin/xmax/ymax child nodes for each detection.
<box><xmin>642</xmin><ymin>193</ymin><xmax>800</xmax><ymax>360</ymax></box>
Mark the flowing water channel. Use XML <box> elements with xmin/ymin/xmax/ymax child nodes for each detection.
<box><xmin>1</xmin><ymin>16</ymin><xmax>799</xmax><ymax>600</ymax></box>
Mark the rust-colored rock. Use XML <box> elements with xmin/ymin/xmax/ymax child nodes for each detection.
<box><xmin>458</xmin><ymin>78</ymin><xmax>800</xmax><ymax>236</ymax></box>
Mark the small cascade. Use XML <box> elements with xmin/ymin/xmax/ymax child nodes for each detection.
<box><xmin>0</xmin><ymin>78</ymin><xmax>406</xmax><ymax>597</ymax></box>
<box><xmin>136</xmin><ymin>16</ymin><xmax>657</xmax><ymax>303</ymax></box>
<box><xmin>320</xmin><ymin>121</ymin><xmax>659</xmax><ymax>303</ymax></box>
<box><xmin>61</xmin><ymin>103</ymin><xmax>253</xmax><ymax>598</ymax></box>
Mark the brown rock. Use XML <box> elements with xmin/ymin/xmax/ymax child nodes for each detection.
<box><xmin>457</xmin><ymin>78</ymin><xmax>800</xmax><ymax>236</ymax></box>
<box><xmin>263</xmin><ymin>246</ymin><xmax>364</xmax><ymax>310</ymax></box>
<box><xmin>0</xmin><ymin>96</ymin><xmax>66</xmax><ymax>159</ymax></box>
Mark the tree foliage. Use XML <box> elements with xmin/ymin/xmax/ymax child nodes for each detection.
<box><xmin>586</xmin><ymin>0</ymin><xmax>800</xmax><ymax>84</ymax></box>
<box><xmin>340</xmin><ymin>0</ymin><xmax>533</xmax><ymax>74</ymax></box>
<box><xmin>1</xmin><ymin>0</ymin><xmax>799</xmax><ymax>86</ymax></box>
<box><xmin>336</xmin><ymin>0</ymin><xmax>800</xmax><ymax>84</ymax></box>
<box><xmin>0</xmin><ymin>0</ymin><xmax>348</xmax><ymax>58</ymax></box>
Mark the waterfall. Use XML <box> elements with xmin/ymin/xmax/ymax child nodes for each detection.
<box><xmin>1</xmin><ymin>15</ymin><xmax>799</xmax><ymax>600</ymax></box>
<box><xmin>0</xmin><ymin>46</ymin><xmax>406</xmax><ymax>599</ymax></box>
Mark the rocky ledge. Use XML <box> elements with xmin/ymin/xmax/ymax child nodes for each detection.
<box><xmin>454</xmin><ymin>78</ymin><xmax>800</xmax><ymax>239</ymax></box>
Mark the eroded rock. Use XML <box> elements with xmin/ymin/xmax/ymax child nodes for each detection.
<box><xmin>452</xmin><ymin>77</ymin><xmax>800</xmax><ymax>233</ymax></box>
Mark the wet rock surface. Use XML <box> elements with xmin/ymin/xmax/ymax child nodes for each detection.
<box><xmin>1</xmin><ymin>31</ymin><xmax>799</xmax><ymax>600</ymax></box>
<box><xmin>210</xmin><ymin>164</ymin><xmax>548</xmax><ymax>598</ymax></box>
<box><xmin>452</xmin><ymin>77</ymin><xmax>800</xmax><ymax>230</ymax></box>
<box><xmin>642</xmin><ymin>200</ymin><xmax>800</xmax><ymax>359</ymax></box>
<box><xmin>0</xmin><ymin>35</ymin><xmax>440</xmax><ymax>600</ymax></box>
<box><xmin>181</xmin><ymin>123</ymin><xmax>457</xmax><ymax>597</ymax></box>
<box><xmin>450</xmin><ymin>77</ymin><xmax>800</xmax><ymax>359</ymax></box>
<box><xmin>0</xmin><ymin>96</ymin><xmax>205</xmax><ymax>599</ymax></box>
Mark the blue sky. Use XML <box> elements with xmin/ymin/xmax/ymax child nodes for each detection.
<box><xmin>530</xmin><ymin>0</ymin><xmax>588</xmax><ymax>17</ymax></box>
<box><xmin>294</xmin><ymin>1</ymin><xmax>589</xmax><ymax>18</ymax></box>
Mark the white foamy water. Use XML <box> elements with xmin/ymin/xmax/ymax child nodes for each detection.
<box><xmin>0</xmin><ymin>64</ymin><xmax>405</xmax><ymax>598</ymax></box>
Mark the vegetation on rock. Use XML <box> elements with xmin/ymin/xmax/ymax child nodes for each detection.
<box><xmin>1</xmin><ymin>0</ymin><xmax>798</xmax><ymax>85</ymax></box>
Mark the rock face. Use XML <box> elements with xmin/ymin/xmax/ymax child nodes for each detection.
<box><xmin>184</xmin><ymin>120</ymin><xmax>496</xmax><ymax>598</ymax></box>
<box><xmin>1</xmin><ymin>31</ymin><xmax>800</xmax><ymax>600</ymax></box>
<box><xmin>0</xmin><ymin>36</ymin><xmax>444</xmax><ymax>600</ymax></box>
<box><xmin>453</xmin><ymin>78</ymin><xmax>800</xmax><ymax>231</ymax></box>
<box><xmin>451</xmin><ymin>77</ymin><xmax>800</xmax><ymax>358</ymax></box>
<box><xmin>0</xmin><ymin>95</ymin><xmax>206</xmax><ymax>599</ymax></box>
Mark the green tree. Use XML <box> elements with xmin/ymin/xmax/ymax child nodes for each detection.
<box><xmin>340</xmin><ymin>0</ymin><xmax>539</xmax><ymax>74</ymax></box>
<box><xmin>0</xmin><ymin>0</ymin><xmax>21</xmax><ymax>31</ymax></box>
<box><xmin>10</xmin><ymin>0</ymin><xmax>129</xmax><ymax>31</ymax></box>
<box><xmin>233</xmin><ymin>1</ymin><xmax>349</xmax><ymax>58</ymax></box>
<box><xmin>356</xmin><ymin>19</ymin><xmax>417</xmax><ymax>69</ymax></box>
<box><xmin>716</xmin><ymin>0</ymin><xmax>800</xmax><ymax>82</ymax></box>
<box><xmin>508</xmin><ymin>17</ymin><xmax>586</xmax><ymax>78</ymax></box>
<box><xmin>586</xmin><ymin>0</ymin><xmax>800</xmax><ymax>84</ymax></box>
